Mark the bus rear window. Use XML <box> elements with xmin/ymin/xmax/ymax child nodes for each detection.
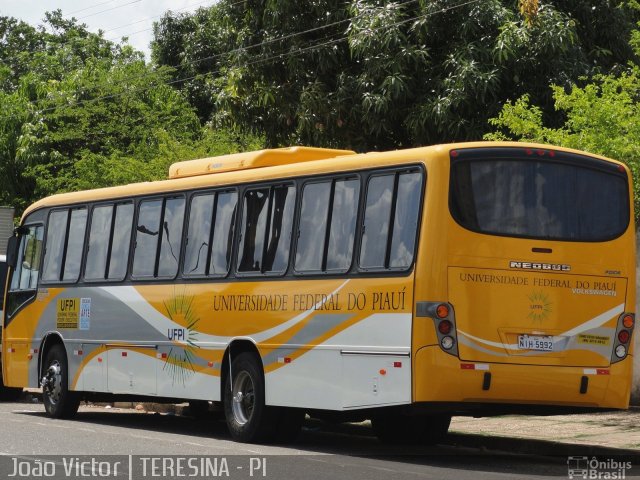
<box><xmin>449</xmin><ymin>149</ymin><xmax>630</xmax><ymax>241</ymax></box>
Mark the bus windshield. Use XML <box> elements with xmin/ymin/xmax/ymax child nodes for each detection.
<box><xmin>449</xmin><ymin>148</ymin><xmax>630</xmax><ymax>242</ymax></box>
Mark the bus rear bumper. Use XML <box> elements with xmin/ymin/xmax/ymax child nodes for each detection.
<box><xmin>414</xmin><ymin>346</ymin><xmax>632</xmax><ymax>410</ymax></box>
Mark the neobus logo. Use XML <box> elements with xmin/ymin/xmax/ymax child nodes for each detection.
<box><xmin>510</xmin><ymin>261</ymin><xmax>571</xmax><ymax>272</ymax></box>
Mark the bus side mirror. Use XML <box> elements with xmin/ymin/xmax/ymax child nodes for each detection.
<box><xmin>6</xmin><ymin>235</ymin><xmax>19</xmax><ymax>269</ymax></box>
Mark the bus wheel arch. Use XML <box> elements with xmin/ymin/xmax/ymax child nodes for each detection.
<box><xmin>39</xmin><ymin>338</ymin><xmax>79</xmax><ymax>419</ymax></box>
<box><xmin>222</xmin><ymin>341</ymin><xmax>275</xmax><ymax>442</ymax></box>
<box><xmin>38</xmin><ymin>333</ymin><xmax>64</xmax><ymax>382</ymax></box>
<box><xmin>221</xmin><ymin>340</ymin><xmax>304</xmax><ymax>443</ymax></box>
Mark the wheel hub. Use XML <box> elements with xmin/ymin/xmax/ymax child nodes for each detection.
<box><xmin>231</xmin><ymin>371</ymin><xmax>255</xmax><ymax>425</ymax></box>
<box><xmin>41</xmin><ymin>362</ymin><xmax>62</xmax><ymax>405</ymax></box>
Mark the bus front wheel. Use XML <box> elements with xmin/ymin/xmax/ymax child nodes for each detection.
<box><xmin>41</xmin><ymin>345</ymin><xmax>80</xmax><ymax>419</ymax></box>
<box><xmin>223</xmin><ymin>352</ymin><xmax>277</xmax><ymax>443</ymax></box>
<box><xmin>372</xmin><ymin>413</ymin><xmax>451</xmax><ymax>445</ymax></box>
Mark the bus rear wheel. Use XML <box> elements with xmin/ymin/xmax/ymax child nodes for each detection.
<box><xmin>372</xmin><ymin>413</ymin><xmax>451</xmax><ymax>445</ymax></box>
<box><xmin>223</xmin><ymin>352</ymin><xmax>278</xmax><ymax>443</ymax></box>
<box><xmin>41</xmin><ymin>345</ymin><xmax>80</xmax><ymax>419</ymax></box>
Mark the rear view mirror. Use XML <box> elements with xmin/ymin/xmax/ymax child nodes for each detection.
<box><xmin>6</xmin><ymin>235</ymin><xmax>18</xmax><ymax>269</ymax></box>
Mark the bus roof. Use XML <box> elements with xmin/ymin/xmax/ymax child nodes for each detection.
<box><xmin>168</xmin><ymin>146</ymin><xmax>355</xmax><ymax>179</ymax></box>
<box><xmin>21</xmin><ymin>141</ymin><xmax>625</xmax><ymax>220</ymax></box>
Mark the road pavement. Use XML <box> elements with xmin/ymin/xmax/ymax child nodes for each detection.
<box><xmin>0</xmin><ymin>401</ymin><xmax>582</xmax><ymax>480</ymax></box>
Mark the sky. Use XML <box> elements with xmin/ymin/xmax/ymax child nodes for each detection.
<box><xmin>0</xmin><ymin>0</ymin><xmax>215</xmax><ymax>59</ymax></box>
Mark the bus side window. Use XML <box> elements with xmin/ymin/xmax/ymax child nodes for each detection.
<box><xmin>10</xmin><ymin>226</ymin><xmax>43</xmax><ymax>292</ymax></box>
<box><xmin>389</xmin><ymin>172</ymin><xmax>422</xmax><ymax>268</ymax></box>
<box><xmin>210</xmin><ymin>191</ymin><xmax>237</xmax><ymax>276</ymax></box>
<box><xmin>108</xmin><ymin>203</ymin><xmax>133</xmax><ymax>280</ymax></box>
<box><xmin>360</xmin><ymin>175</ymin><xmax>394</xmax><ymax>269</ymax></box>
<box><xmin>360</xmin><ymin>170</ymin><xmax>423</xmax><ymax>270</ymax></box>
<box><xmin>296</xmin><ymin>182</ymin><xmax>331</xmax><ymax>271</ymax></box>
<box><xmin>184</xmin><ymin>194</ymin><xmax>215</xmax><ymax>277</ymax></box>
<box><xmin>295</xmin><ymin>177</ymin><xmax>360</xmax><ymax>274</ymax></box>
<box><xmin>6</xmin><ymin>225</ymin><xmax>43</xmax><ymax>319</ymax></box>
<box><xmin>63</xmin><ymin>208</ymin><xmax>88</xmax><ymax>282</ymax></box>
<box><xmin>41</xmin><ymin>208</ymin><xmax>87</xmax><ymax>283</ymax></box>
<box><xmin>132</xmin><ymin>200</ymin><xmax>162</xmax><ymax>278</ymax></box>
<box><xmin>326</xmin><ymin>179</ymin><xmax>359</xmax><ymax>271</ymax></box>
<box><xmin>238</xmin><ymin>185</ymin><xmax>295</xmax><ymax>274</ymax></box>
<box><xmin>132</xmin><ymin>197</ymin><xmax>184</xmax><ymax>279</ymax></box>
<box><xmin>157</xmin><ymin>197</ymin><xmax>185</xmax><ymax>277</ymax></box>
<box><xmin>85</xmin><ymin>205</ymin><xmax>113</xmax><ymax>281</ymax></box>
<box><xmin>184</xmin><ymin>190</ymin><xmax>238</xmax><ymax>278</ymax></box>
<box><xmin>84</xmin><ymin>202</ymin><xmax>133</xmax><ymax>281</ymax></box>
<box><xmin>42</xmin><ymin>210</ymin><xmax>68</xmax><ymax>282</ymax></box>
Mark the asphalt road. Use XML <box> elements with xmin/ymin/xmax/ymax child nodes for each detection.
<box><xmin>0</xmin><ymin>402</ymin><xmax>616</xmax><ymax>479</ymax></box>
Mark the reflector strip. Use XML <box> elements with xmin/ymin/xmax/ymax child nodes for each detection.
<box><xmin>583</xmin><ymin>368</ymin><xmax>610</xmax><ymax>375</ymax></box>
<box><xmin>73</xmin><ymin>350</ymin><xmax>83</xmax><ymax>356</ymax></box>
<box><xmin>277</xmin><ymin>357</ymin><xmax>292</xmax><ymax>364</ymax></box>
<box><xmin>460</xmin><ymin>363</ymin><xmax>490</xmax><ymax>370</ymax></box>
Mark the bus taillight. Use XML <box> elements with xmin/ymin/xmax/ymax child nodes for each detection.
<box><xmin>419</xmin><ymin>301</ymin><xmax>459</xmax><ymax>357</ymax></box>
<box><xmin>436</xmin><ymin>304</ymin><xmax>450</xmax><ymax>318</ymax></box>
<box><xmin>438</xmin><ymin>320</ymin><xmax>452</xmax><ymax>335</ymax></box>
<box><xmin>612</xmin><ymin>313</ymin><xmax>635</xmax><ymax>363</ymax></box>
<box><xmin>618</xmin><ymin>330</ymin><xmax>630</xmax><ymax>344</ymax></box>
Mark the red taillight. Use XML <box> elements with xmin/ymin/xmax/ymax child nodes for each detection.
<box><xmin>438</xmin><ymin>320</ymin><xmax>452</xmax><ymax>335</ymax></box>
<box><xmin>618</xmin><ymin>330</ymin><xmax>630</xmax><ymax>344</ymax></box>
<box><xmin>436</xmin><ymin>304</ymin><xmax>450</xmax><ymax>319</ymax></box>
<box><xmin>623</xmin><ymin>314</ymin><xmax>635</xmax><ymax>329</ymax></box>
<box><xmin>451</xmin><ymin>150</ymin><xmax>459</xmax><ymax>157</ymax></box>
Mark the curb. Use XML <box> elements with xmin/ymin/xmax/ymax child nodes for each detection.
<box><xmin>445</xmin><ymin>432</ymin><xmax>640</xmax><ymax>457</ymax></box>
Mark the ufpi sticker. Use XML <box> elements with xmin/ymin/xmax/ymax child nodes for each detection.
<box><xmin>79</xmin><ymin>298</ymin><xmax>91</xmax><ymax>330</ymax></box>
<box><xmin>56</xmin><ymin>298</ymin><xmax>79</xmax><ymax>329</ymax></box>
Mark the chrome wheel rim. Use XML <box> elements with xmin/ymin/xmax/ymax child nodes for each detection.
<box><xmin>45</xmin><ymin>361</ymin><xmax>62</xmax><ymax>405</ymax></box>
<box><xmin>231</xmin><ymin>371</ymin><xmax>255</xmax><ymax>425</ymax></box>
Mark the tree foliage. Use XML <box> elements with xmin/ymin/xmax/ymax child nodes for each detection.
<box><xmin>152</xmin><ymin>0</ymin><xmax>640</xmax><ymax>150</ymax></box>
<box><xmin>487</xmin><ymin>69</ymin><xmax>640</xmax><ymax>222</ymax></box>
<box><xmin>0</xmin><ymin>12</ymin><xmax>261</xmax><ymax>213</ymax></box>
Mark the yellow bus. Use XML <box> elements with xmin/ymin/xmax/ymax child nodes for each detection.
<box><xmin>1</xmin><ymin>142</ymin><xmax>635</xmax><ymax>444</ymax></box>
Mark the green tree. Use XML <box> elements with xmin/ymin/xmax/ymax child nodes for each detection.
<box><xmin>486</xmin><ymin>70</ymin><xmax>640</xmax><ymax>220</ymax></box>
<box><xmin>0</xmin><ymin>12</ymin><xmax>263</xmax><ymax>213</ymax></box>
<box><xmin>151</xmin><ymin>0</ymin><xmax>639</xmax><ymax>150</ymax></box>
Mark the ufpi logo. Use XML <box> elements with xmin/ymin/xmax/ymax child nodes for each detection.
<box><xmin>567</xmin><ymin>456</ymin><xmax>632</xmax><ymax>479</ymax></box>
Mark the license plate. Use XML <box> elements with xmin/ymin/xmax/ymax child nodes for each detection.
<box><xmin>518</xmin><ymin>334</ymin><xmax>554</xmax><ymax>351</ymax></box>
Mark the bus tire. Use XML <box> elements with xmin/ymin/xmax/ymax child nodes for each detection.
<box><xmin>223</xmin><ymin>352</ymin><xmax>277</xmax><ymax>443</ymax></box>
<box><xmin>42</xmin><ymin>345</ymin><xmax>80</xmax><ymax>419</ymax></box>
<box><xmin>372</xmin><ymin>413</ymin><xmax>451</xmax><ymax>445</ymax></box>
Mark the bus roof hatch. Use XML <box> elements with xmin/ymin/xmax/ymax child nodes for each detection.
<box><xmin>168</xmin><ymin>146</ymin><xmax>356</xmax><ymax>179</ymax></box>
